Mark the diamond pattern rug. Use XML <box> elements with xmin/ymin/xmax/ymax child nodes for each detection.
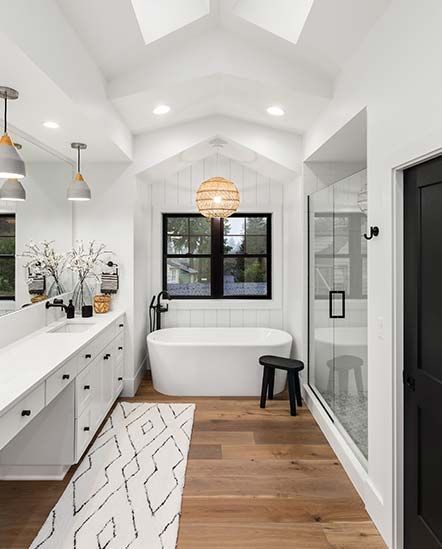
<box><xmin>30</xmin><ymin>402</ymin><xmax>195</xmax><ymax>549</ymax></box>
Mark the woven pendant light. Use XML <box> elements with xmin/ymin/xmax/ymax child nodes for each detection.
<box><xmin>196</xmin><ymin>139</ymin><xmax>240</xmax><ymax>218</ymax></box>
<box><xmin>196</xmin><ymin>176</ymin><xmax>240</xmax><ymax>218</ymax></box>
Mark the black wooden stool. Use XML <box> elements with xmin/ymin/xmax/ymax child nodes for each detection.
<box><xmin>259</xmin><ymin>355</ymin><xmax>304</xmax><ymax>416</ymax></box>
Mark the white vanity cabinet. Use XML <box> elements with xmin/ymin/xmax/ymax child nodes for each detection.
<box><xmin>0</xmin><ymin>312</ymin><xmax>126</xmax><ymax>479</ymax></box>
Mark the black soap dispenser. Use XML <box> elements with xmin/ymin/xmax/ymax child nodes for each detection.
<box><xmin>66</xmin><ymin>299</ymin><xmax>75</xmax><ymax>319</ymax></box>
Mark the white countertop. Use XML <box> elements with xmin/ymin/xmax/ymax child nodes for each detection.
<box><xmin>0</xmin><ymin>311</ymin><xmax>124</xmax><ymax>417</ymax></box>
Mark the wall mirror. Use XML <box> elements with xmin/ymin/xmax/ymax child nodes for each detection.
<box><xmin>0</xmin><ymin>132</ymin><xmax>74</xmax><ymax>317</ymax></box>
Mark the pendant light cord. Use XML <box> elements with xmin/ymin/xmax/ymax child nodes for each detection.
<box><xmin>3</xmin><ymin>98</ymin><xmax>7</xmax><ymax>134</ymax></box>
<box><xmin>77</xmin><ymin>147</ymin><xmax>80</xmax><ymax>172</ymax></box>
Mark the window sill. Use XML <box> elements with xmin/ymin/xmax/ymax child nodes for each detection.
<box><xmin>163</xmin><ymin>298</ymin><xmax>281</xmax><ymax>310</ymax></box>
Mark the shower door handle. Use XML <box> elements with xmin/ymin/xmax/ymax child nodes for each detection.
<box><xmin>329</xmin><ymin>291</ymin><xmax>345</xmax><ymax>319</ymax></box>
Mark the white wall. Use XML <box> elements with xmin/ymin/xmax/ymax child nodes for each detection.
<box><xmin>146</xmin><ymin>154</ymin><xmax>286</xmax><ymax>331</ymax></box>
<box><xmin>72</xmin><ymin>163</ymin><xmax>141</xmax><ymax>395</ymax></box>
<box><xmin>302</xmin><ymin>0</ymin><xmax>442</xmax><ymax>545</ymax></box>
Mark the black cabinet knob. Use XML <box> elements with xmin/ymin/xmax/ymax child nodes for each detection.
<box><xmin>85</xmin><ymin>354</ymin><xmax>91</xmax><ymax>359</ymax></box>
<box><xmin>118</xmin><ymin>346</ymin><xmax>123</xmax><ymax>350</ymax></box>
<box><xmin>119</xmin><ymin>323</ymin><xmax>124</xmax><ymax>328</ymax></box>
<box><xmin>118</xmin><ymin>377</ymin><xmax>123</xmax><ymax>381</ymax></box>
<box><xmin>21</xmin><ymin>410</ymin><xmax>31</xmax><ymax>417</ymax></box>
<box><xmin>83</xmin><ymin>426</ymin><xmax>90</xmax><ymax>432</ymax></box>
<box><xmin>62</xmin><ymin>374</ymin><xmax>70</xmax><ymax>380</ymax></box>
<box><xmin>84</xmin><ymin>385</ymin><xmax>90</xmax><ymax>390</ymax></box>
<box><xmin>103</xmin><ymin>353</ymin><xmax>111</xmax><ymax>360</ymax></box>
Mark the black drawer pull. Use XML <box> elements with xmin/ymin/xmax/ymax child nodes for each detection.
<box><xmin>83</xmin><ymin>426</ymin><xmax>90</xmax><ymax>432</ymax></box>
<box><xmin>85</xmin><ymin>354</ymin><xmax>91</xmax><ymax>359</ymax></box>
<box><xmin>84</xmin><ymin>385</ymin><xmax>90</xmax><ymax>390</ymax></box>
<box><xmin>118</xmin><ymin>377</ymin><xmax>123</xmax><ymax>381</ymax></box>
<box><xmin>21</xmin><ymin>410</ymin><xmax>31</xmax><ymax>417</ymax></box>
<box><xmin>62</xmin><ymin>374</ymin><xmax>70</xmax><ymax>380</ymax></box>
<box><xmin>103</xmin><ymin>353</ymin><xmax>111</xmax><ymax>360</ymax></box>
<box><xmin>118</xmin><ymin>346</ymin><xmax>123</xmax><ymax>350</ymax></box>
<box><xmin>119</xmin><ymin>323</ymin><xmax>124</xmax><ymax>328</ymax></box>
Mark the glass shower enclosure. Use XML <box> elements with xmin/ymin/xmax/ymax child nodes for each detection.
<box><xmin>308</xmin><ymin>170</ymin><xmax>368</xmax><ymax>464</ymax></box>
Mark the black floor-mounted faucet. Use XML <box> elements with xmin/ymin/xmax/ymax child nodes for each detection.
<box><xmin>149</xmin><ymin>291</ymin><xmax>171</xmax><ymax>331</ymax></box>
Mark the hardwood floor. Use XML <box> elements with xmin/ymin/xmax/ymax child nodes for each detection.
<box><xmin>0</xmin><ymin>375</ymin><xmax>385</xmax><ymax>548</ymax></box>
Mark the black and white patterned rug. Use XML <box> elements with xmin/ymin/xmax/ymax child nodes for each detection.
<box><xmin>30</xmin><ymin>402</ymin><xmax>195</xmax><ymax>549</ymax></box>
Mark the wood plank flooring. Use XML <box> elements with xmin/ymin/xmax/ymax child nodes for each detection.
<box><xmin>0</xmin><ymin>375</ymin><xmax>385</xmax><ymax>548</ymax></box>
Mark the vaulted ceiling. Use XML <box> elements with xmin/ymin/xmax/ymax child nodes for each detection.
<box><xmin>56</xmin><ymin>0</ymin><xmax>390</xmax><ymax>135</ymax></box>
<box><xmin>0</xmin><ymin>0</ymin><xmax>390</xmax><ymax>164</ymax></box>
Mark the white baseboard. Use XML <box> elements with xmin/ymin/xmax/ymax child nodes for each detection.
<box><xmin>122</xmin><ymin>357</ymin><xmax>146</xmax><ymax>397</ymax></box>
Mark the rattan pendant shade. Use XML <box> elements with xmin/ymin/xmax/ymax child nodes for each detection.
<box><xmin>196</xmin><ymin>176</ymin><xmax>240</xmax><ymax>218</ymax></box>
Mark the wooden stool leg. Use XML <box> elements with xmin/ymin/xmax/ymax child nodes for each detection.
<box><xmin>268</xmin><ymin>368</ymin><xmax>275</xmax><ymax>400</ymax></box>
<box><xmin>294</xmin><ymin>372</ymin><xmax>303</xmax><ymax>407</ymax></box>
<box><xmin>287</xmin><ymin>371</ymin><xmax>297</xmax><ymax>416</ymax></box>
<box><xmin>260</xmin><ymin>366</ymin><xmax>270</xmax><ymax>409</ymax></box>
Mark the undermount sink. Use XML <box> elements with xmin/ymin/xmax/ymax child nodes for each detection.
<box><xmin>48</xmin><ymin>322</ymin><xmax>95</xmax><ymax>334</ymax></box>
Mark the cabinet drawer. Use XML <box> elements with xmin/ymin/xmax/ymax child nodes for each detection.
<box><xmin>0</xmin><ymin>384</ymin><xmax>45</xmax><ymax>450</ymax></box>
<box><xmin>75</xmin><ymin>404</ymin><xmax>94</xmax><ymax>461</ymax></box>
<box><xmin>75</xmin><ymin>357</ymin><xmax>98</xmax><ymax>418</ymax></box>
<box><xmin>78</xmin><ymin>327</ymin><xmax>113</xmax><ymax>373</ymax></box>
<box><xmin>46</xmin><ymin>357</ymin><xmax>78</xmax><ymax>405</ymax></box>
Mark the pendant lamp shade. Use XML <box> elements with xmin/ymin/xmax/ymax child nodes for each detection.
<box><xmin>196</xmin><ymin>176</ymin><xmax>240</xmax><ymax>218</ymax></box>
<box><xmin>67</xmin><ymin>142</ymin><xmax>91</xmax><ymax>201</ymax></box>
<box><xmin>67</xmin><ymin>172</ymin><xmax>91</xmax><ymax>201</ymax></box>
<box><xmin>0</xmin><ymin>177</ymin><xmax>26</xmax><ymax>201</ymax></box>
<box><xmin>0</xmin><ymin>87</ymin><xmax>26</xmax><ymax>179</ymax></box>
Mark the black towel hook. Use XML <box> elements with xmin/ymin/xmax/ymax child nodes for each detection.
<box><xmin>364</xmin><ymin>226</ymin><xmax>379</xmax><ymax>240</ymax></box>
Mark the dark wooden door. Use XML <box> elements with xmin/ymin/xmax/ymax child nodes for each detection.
<box><xmin>404</xmin><ymin>155</ymin><xmax>442</xmax><ymax>548</ymax></box>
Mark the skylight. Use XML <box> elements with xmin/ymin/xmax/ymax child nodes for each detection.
<box><xmin>232</xmin><ymin>0</ymin><xmax>315</xmax><ymax>45</ymax></box>
<box><xmin>131</xmin><ymin>0</ymin><xmax>210</xmax><ymax>45</ymax></box>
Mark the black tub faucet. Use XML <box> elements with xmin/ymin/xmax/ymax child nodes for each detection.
<box><xmin>149</xmin><ymin>291</ymin><xmax>171</xmax><ymax>331</ymax></box>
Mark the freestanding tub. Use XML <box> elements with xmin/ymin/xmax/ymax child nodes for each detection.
<box><xmin>147</xmin><ymin>327</ymin><xmax>292</xmax><ymax>396</ymax></box>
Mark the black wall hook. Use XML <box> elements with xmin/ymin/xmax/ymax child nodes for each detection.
<box><xmin>364</xmin><ymin>226</ymin><xmax>379</xmax><ymax>240</ymax></box>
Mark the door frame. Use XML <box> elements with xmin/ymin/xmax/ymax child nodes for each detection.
<box><xmin>392</xmin><ymin>146</ymin><xmax>442</xmax><ymax>549</ymax></box>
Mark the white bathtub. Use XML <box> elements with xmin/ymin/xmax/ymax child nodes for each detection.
<box><xmin>147</xmin><ymin>327</ymin><xmax>292</xmax><ymax>396</ymax></box>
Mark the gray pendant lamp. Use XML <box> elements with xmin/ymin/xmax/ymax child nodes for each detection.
<box><xmin>67</xmin><ymin>142</ymin><xmax>91</xmax><ymax>201</ymax></box>
<box><xmin>0</xmin><ymin>87</ymin><xmax>26</xmax><ymax>179</ymax></box>
<box><xmin>0</xmin><ymin>142</ymin><xmax>26</xmax><ymax>201</ymax></box>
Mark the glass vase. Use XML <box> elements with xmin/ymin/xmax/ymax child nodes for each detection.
<box><xmin>72</xmin><ymin>279</ymin><xmax>94</xmax><ymax>317</ymax></box>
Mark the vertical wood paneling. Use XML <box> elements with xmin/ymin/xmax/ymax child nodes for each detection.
<box><xmin>149</xmin><ymin>156</ymin><xmax>284</xmax><ymax>331</ymax></box>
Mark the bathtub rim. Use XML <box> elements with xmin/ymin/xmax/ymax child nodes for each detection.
<box><xmin>147</xmin><ymin>327</ymin><xmax>292</xmax><ymax>348</ymax></box>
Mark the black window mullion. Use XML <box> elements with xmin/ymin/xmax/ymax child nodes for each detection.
<box><xmin>212</xmin><ymin>217</ymin><xmax>223</xmax><ymax>298</ymax></box>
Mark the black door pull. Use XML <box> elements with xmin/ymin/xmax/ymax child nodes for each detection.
<box><xmin>21</xmin><ymin>410</ymin><xmax>31</xmax><ymax>417</ymax></box>
<box><xmin>62</xmin><ymin>374</ymin><xmax>70</xmax><ymax>380</ymax></box>
<box><xmin>404</xmin><ymin>373</ymin><xmax>416</xmax><ymax>391</ymax></box>
<box><xmin>329</xmin><ymin>290</ymin><xmax>346</xmax><ymax>319</ymax></box>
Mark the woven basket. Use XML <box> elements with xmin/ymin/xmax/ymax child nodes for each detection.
<box><xmin>94</xmin><ymin>294</ymin><xmax>111</xmax><ymax>314</ymax></box>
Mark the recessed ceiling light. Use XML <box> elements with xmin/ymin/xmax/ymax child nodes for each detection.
<box><xmin>267</xmin><ymin>106</ymin><xmax>285</xmax><ymax>117</ymax></box>
<box><xmin>153</xmin><ymin>105</ymin><xmax>171</xmax><ymax>115</ymax></box>
<box><xmin>43</xmin><ymin>121</ymin><xmax>60</xmax><ymax>129</ymax></box>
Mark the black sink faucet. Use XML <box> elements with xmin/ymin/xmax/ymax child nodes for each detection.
<box><xmin>45</xmin><ymin>298</ymin><xmax>68</xmax><ymax>313</ymax></box>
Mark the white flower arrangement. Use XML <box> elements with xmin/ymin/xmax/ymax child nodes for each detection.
<box><xmin>21</xmin><ymin>240</ymin><xmax>67</xmax><ymax>295</ymax></box>
<box><xmin>67</xmin><ymin>241</ymin><xmax>113</xmax><ymax>307</ymax></box>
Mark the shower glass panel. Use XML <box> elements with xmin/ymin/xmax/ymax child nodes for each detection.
<box><xmin>308</xmin><ymin>171</ymin><xmax>368</xmax><ymax>464</ymax></box>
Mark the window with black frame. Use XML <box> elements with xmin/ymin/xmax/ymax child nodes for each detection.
<box><xmin>163</xmin><ymin>213</ymin><xmax>271</xmax><ymax>299</ymax></box>
<box><xmin>0</xmin><ymin>214</ymin><xmax>16</xmax><ymax>300</ymax></box>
